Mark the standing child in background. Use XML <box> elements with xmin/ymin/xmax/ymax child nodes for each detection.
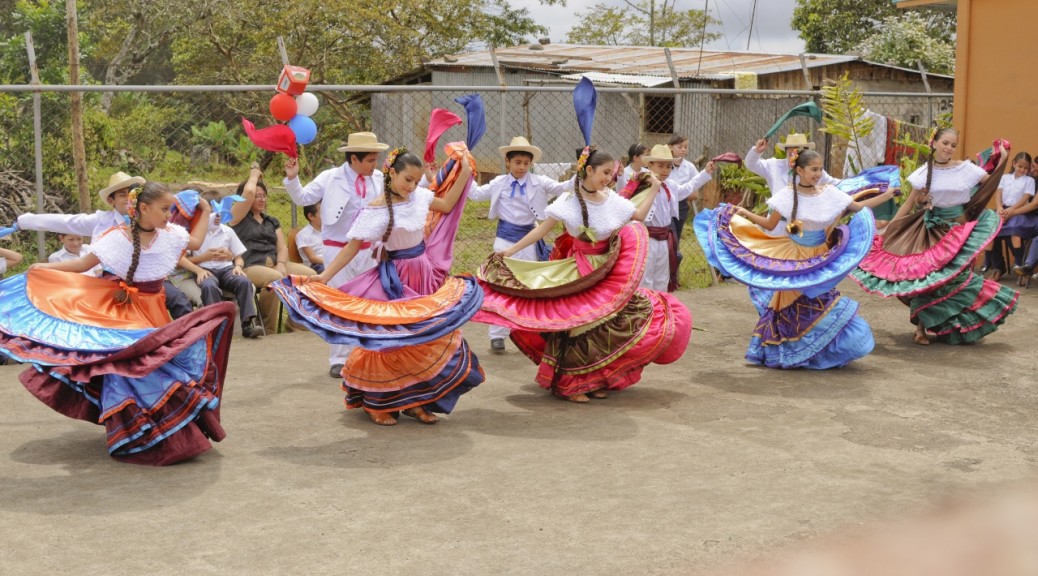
<box><xmin>0</xmin><ymin>183</ymin><xmax>236</xmax><ymax>465</ymax></box>
<box><xmin>295</xmin><ymin>202</ymin><xmax>325</xmax><ymax>274</ymax></box>
<box><xmin>48</xmin><ymin>233</ymin><xmax>103</xmax><ymax>276</ymax></box>
<box><xmin>984</xmin><ymin>152</ymin><xmax>1036</xmax><ymax>280</ymax></box>
<box><xmin>615</xmin><ymin>143</ymin><xmax>648</xmax><ymax>192</ymax></box>
<box><xmin>621</xmin><ymin>144</ymin><xmax>698</xmax><ymax>291</ymax></box>
<box><xmin>468</xmin><ymin>136</ymin><xmax>570</xmax><ymax>353</ymax></box>
<box><xmin>668</xmin><ymin>134</ymin><xmax>715</xmax><ymax>247</ymax></box>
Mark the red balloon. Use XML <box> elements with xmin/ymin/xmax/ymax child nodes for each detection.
<box><xmin>269</xmin><ymin>93</ymin><xmax>298</xmax><ymax>122</ymax></box>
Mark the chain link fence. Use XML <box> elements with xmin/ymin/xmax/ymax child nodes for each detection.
<box><xmin>0</xmin><ymin>85</ymin><xmax>952</xmax><ymax>288</ymax></box>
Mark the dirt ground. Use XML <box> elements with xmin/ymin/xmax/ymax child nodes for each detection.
<box><xmin>1</xmin><ymin>279</ymin><xmax>1036</xmax><ymax>575</ymax></box>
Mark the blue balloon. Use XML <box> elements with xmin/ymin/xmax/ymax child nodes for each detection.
<box><xmin>287</xmin><ymin>115</ymin><xmax>318</xmax><ymax>145</ymax></box>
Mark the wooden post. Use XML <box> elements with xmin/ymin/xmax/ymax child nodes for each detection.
<box><xmin>490</xmin><ymin>47</ymin><xmax>508</xmax><ymax>173</ymax></box>
<box><xmin>25</xmin><ymin>32</ymin><xmax>47</xmax><ymax>260</ymax></box>
<box><xmin>66</xmin><ymin>0</ymin><xmax>90</xmax><ymax>213</ymax></box>
<box><xmin>664</xmin><ymin>47</ymin><xmax>682</xmax><ymax>134</ymax></box>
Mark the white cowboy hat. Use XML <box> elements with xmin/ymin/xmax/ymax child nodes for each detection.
<box><xmin>641</xmin><ymin>144</ymin><xmax>678</xmax><ymax>163</ymax></box>
<box><xmin>98</xmin><ymin>171</ymin><xmax>146</xmax><ymax>205</ymax></box>
<box><xmin>780</xmin><ymin>133</ymin><xmax>816</xmax><ymax>150</ymax></box>
<box><xmin>498</xmin><ymin>136</ymin><xmax>542</xmax><ymax>163</ymax></box>
<box><xmin>337</xmin><ymin>131</ymin><xmax>390</xmax><ymax>153</ymax></box>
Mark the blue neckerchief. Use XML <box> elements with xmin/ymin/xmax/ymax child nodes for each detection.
<box><xmin>509</xmin><ymin>179</ymin><xmax>527</xmax><ymax>198</ymax></box>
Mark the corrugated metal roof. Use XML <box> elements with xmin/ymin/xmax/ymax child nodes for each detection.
<box><xmin>557</xmin><ymin>71</ymin><xmax>672</xmax><ymax>87</ymax></box>
<box><xmin>430</xmin><ymin>44</ymin><xmax>859</xmax><ymax>80</ymax></box>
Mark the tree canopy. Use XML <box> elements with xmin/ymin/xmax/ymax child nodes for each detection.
<box><xmin>567</xmin><ymin>0</ymin><xmax>720</xmax><ymax>47</ymax></box>
<box><xmin>857</xmin><ymin>12</ymin><xmax>955</xmax><ymax>74</ymax></box>
<box><xmin>792</xmin><ymin>0</ymin><xmax>955</xmax><ymax>55</ymax></box>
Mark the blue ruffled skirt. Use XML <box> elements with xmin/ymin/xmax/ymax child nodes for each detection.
<box><xmin>694</xmin><ymin>204</ymin><xmax>876</xmax><ymax>369</ymax></box>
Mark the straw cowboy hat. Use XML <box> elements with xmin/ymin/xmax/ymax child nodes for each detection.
<box><xmin>498</xmin><ymin>136</ymin><xmax>542</xmax><ymax>163</ymax></box>
<box><xmin>337</xmin><ymin>131</ymin><xmax>390</xmax><ymax>153</ymax></box>
<box><xmin>98</xmin><ymin>171</ymin><xmax>146</xmax><ymax>205</ymax></box>
<box><xmin>780</xmin><ymin>133</ymin><xmax>815</xmax><ymax>150</ymax></box>
<box><xmin>642</xmin><ymin>144</ymin><xmax>678</xmax><ymax>163</ymax></box>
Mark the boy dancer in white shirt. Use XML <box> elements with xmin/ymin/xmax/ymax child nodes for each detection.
<box><xmin>283</xmin><ymin>131</ymin><xmax>388</xmax><ymax>378</ymax></box>
<box><xmin>469</xmin><ymin>136</ymin><xmax>569</xmax><ymax>353</ymax></box>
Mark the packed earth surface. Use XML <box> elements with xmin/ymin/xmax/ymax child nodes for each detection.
<box><xmin>2</xmin><ymin>279</ymin><xmax>1036</xmax><ymax>575</ymax></box>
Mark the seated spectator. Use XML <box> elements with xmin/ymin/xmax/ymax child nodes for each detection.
<box><xmin>295</xmin><ymin>202</ymin><xmax>325</xmax><ymax>274</ymax></box>
<box><xmin>0</xmin><ymin>246</ymin><xmax>22</xmax><ymax>277</ymax></box>
<box><xmin>170</xmin><ymin>196</ymin><xmax>263</xmax><ymax>338</ymax></box>
<box><xmin>226</xmin><ymin>165</ymin><xmax>315</xmax><ymax>334</ymax></box>
<box><xmin>48</xmin><ymin>233</ymin><xmax>103</xmax><ymax>276</ymax></box>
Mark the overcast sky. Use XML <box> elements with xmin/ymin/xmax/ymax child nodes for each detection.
<box><xmin>513</xmin><ymin>0</ymin><xmax>806</xmax><ymax>53</ymax></box>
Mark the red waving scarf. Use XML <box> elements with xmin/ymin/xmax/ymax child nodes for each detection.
<box><xmin>242</xmin><ymin>118</ymin><xmax>298</xmax><ymax>158</ymax></box>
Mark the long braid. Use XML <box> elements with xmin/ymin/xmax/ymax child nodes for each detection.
<box><xmin>790</xmin><ymin>171</ymin><xmax>799</xmax><ymax>225</ymax></box>
<box><xmin>924</xmin><ymin>143</ymin><xmax>935</xmax><ymax>199</ymax></box>
<box><xmin>574</xmin><ymin>175</ymin><xmax>590</xmax><ymax>231</ymax></box>
<box><xmin>382</xmin><ymin>190</ymin><xmax>395</xmax><ymax>245</ymax></box>
<box><xmin>115</xmin><ymin>215</ymin><xmax>142</xmax><ymax>304</ymax></box>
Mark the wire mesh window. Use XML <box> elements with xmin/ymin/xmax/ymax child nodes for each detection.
<box><xmin>644</xmin><ymin>96</ymin><xmax>675</xmax><ymax>134</ymax></box>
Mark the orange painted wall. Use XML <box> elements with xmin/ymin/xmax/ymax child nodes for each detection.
<box><xmin>953</xmin><ymin>0</ymin><xmax>1038</xmax><ymax>159</ymax></box>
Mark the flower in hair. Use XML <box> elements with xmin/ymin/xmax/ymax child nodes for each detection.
<box><xmin>927</xmin><ymin>126</ymin><xmax>938</xmax><ymax>148</ymax></box>
<box><xmin>382</xmin><ymin>147</ymin><xmax>407</xmax><ymax>173</ymax></box>
<box><xmin>575</xmin><ymin>145</ymin><xmax>593</xmax><ymax>176</ymax></box>
<box><xmin>786</xmin><ymin>147</ymin><xmax>800</xmax><ymax>170</ymax></box>
<box><xmin>786</xmin><ymin>219</ymin><xmax>804</xmax><ymax>237</ymax></box>
<box><xmin>127</xmin><ymin>186</ymin><xmax>141</xmax><ymax>220</ymax></box>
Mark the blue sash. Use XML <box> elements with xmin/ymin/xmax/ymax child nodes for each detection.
<box><xmin>497</xmin><ymin>220</ymin><xmax>550</xmax><ymax>261</ymax></box>
<box><xmin>378</xmin><ymin>241</ymin><xmax>427</xmax><ymax>300</ymax></box>
<box><xmin>788</xmin><ymin>229</ymin><xmax>827</xmax><ymax>248</ymax></box>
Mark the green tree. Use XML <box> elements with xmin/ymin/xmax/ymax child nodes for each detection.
<box><xmin>82</xmin><ymin>0</ymin><xmax>217</xmax><ymax>109</ymax></box>
<box><xmin>792</xmin><ymin>0</ymin><xmax>955</xmax><ymax>55</ymax></box>
<box><xmin>857</xmin><ymin>12</ymin><xmax>955</xmax><ymax>74</ymax></box>
<box><xmin>567</xmin><ymin>0</ymin><xmax>720</xmax><ymax>47</ymax></box>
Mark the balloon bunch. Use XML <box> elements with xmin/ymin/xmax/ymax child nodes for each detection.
<box><xmin>243</xmin><ymin>64</ymin><xmax>319</xmax><ymax>158</ymax></box>
<box><xmin>269</xmin><ymin>65</ymin><xmax>319</xmax><ymax>145</ymax></box>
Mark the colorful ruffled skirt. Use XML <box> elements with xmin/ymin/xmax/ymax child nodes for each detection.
<box><xmin>0</xmin><ymin>270</ymin><xmax>234</xmax><ymax>465</ymax></box>
<box><xmin>273</xmin><ymin>154</ymin><xmax>485</xmax><ymax>416</ymax></box>
<box><xmin>274</xmin><ymin>269</ymin><xmax>485</xmax><ymax>414</ymax></box>
<box><xmin>694</xmin><ymin>204</ymin><xmax>876</xmax><ymax>369</ymax></box>
<box><xmin>851</xmin><ymin>207</ymin><xmax>1018</xmax><ymax>344</ymax></box>
<box><xmin>473</xmin><ymin>223</ymin><xmax>692</xmax><ymax>397</ymax></box>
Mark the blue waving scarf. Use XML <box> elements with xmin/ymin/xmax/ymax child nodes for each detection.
<box><xmin>454</xmin><ymin>94</ymin><xmax>487</xmax><ymax>150</ymax></box>
<box><xmin>573</xmin><ymin>77</ymin><xmax>597</xmax><ymax>147</ymax></box>
<box><xmin>210</xmin><ymin>194</ymin><xmax>246</xmax><ymax>223</ymax></box>
<box><xmin>836</xmin><ymin>165</ymin><xmax>901</xmax><ymax>196</ymax></box>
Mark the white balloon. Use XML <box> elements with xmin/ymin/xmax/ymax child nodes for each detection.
<box><xmin>295</xmin><ymin>92</ymin><xmax>320</xmax><ymax>117</ymax></box>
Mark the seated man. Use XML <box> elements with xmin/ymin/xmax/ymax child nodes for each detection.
<box><xmin>175</xmin><ymin>198</ymin><xmax>263</xmax><ymax>339</ymax></box>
